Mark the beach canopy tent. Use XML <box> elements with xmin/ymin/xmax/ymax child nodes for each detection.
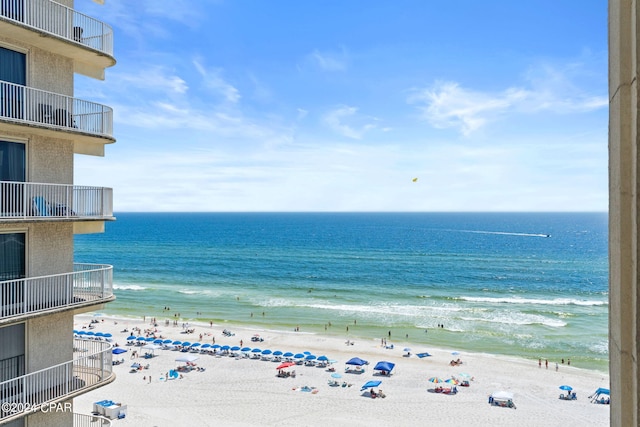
<box><xmin>142</xmin><ymin>344</ymin><xmax>161</xmax><ymax>351</ymax></box>
<box><xmin>491</xmin><ymin>391</ymin><xmax>514</xmax><ymax>401</ymax></box>
<box><xmin>373</xmin><ymin>361</ymin><xmax>395</xmax><ymax>374</ymax></box>
<box><xmin>346</xmin><ymin>357</ymin><xmax>368</xmax><ymax>366</ymax></box>
<box><xmin>175</xmin><ymin>355</ymin><xmax>199</xmax><ymax>363</ymax></box>
<box><xmin>361</xmin><ymin>380</ymin><xmax>382</xmax><ymax>391</ymax></box>
<box><xmin>589</xmin><ymin>388</ymin><xmax>610</xmax><ymax>403</ymax></box>
<box><xmin>112</xmin><ymin>347</ymin><xmax>127</xmax><ymax>355</ymax></box>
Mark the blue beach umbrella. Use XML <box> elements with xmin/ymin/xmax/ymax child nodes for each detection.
<box><xmin>95</xmin><ymin>332</ymin><xmax>105</xmax><ymax>337</ymax></box>
<box><xmin>294</xmin><ymin>353</ymin><xmax>305</xmax><ymax>359</ymax></box>
<box><xmin>559</xmin><ymin>385</ymin><xmax>573</xmax><ymax>391</ymax></box>
<box><xmin>283</xmin><ymin>352</ymin><xmax>294</xmax><ymax>358</ymax></box>
<box><xmin>73</xmin><ymin>330</ymin><xmax>79</xmax><ymax>334</ymax></box>
<box><xmin>251</xmin><ymin>348</ymin><xmax>262</xmax><ymax>353</ymax></box>
<box><xmin>201</xmin><ymin>344</ymin><xmax>211</xmax><ymax>349</ymax></box>
<box><xmin>77</xmin><ymin>331</ymin><xmax>87</xmax><ymax>335</ymax></box>
<box><xmin>104</xmin><ymin>333</ymin><xmax>112</xmax><ymax>338</ymax></box>
<box><xmin>220</xmin><ymin>345</ymin><xmax>230</xmax><ymax>351</ymax></box>
<box><xmin>86</xmin><ymin>331</ymin><xmax>95</xmax><ymax>336</ymax></box>
<box><xmin>153</xmin><ymin>339</ymin><xmax>163</xmax><ymax>344</ymax></box>
<box><xmin>305</xmin><ymin>355</ymin><xmax>316</xmax><ymax>360</ymax></box>
<box><xmin>230</xmin><ymin>346</ymin><xmax>241</xmax><ymax>351</ymax></box>
<box><xmin>317</xmin><ymin>355</ymin><xmax>329</xmax><ymax>362</ymax></box>
<box><xmin>163</xmin><ymin>339</ymin><xmax>172</xmax><ymax>344</ymax></box>
<box><xmin>273</xmin><ymin>350</ymin><xmax>283</xmax><ymax>356</ymax></box>
<box><xmin>190</xmin><ymin>342</ymin><xmax>201</xmax><ymax>347</ymax></box>
<box><xmin>172</xmin><ymin>340</ymin><xmax>182</xmax><ymax>345</ymax></box>
<box><xmin>181</xmin><ymin>342</ymin><xmax>191</xmax><ymax>347</ymax></box>
<box><xmin>303</xmin><ymin>351</ymin><xmax>311</xmax><ymax>355</ymax></box>
<box><xmin>145</xmin><ymin>337</ymin><xmax>155</xmax><ymax>342</ymax></box>
<box><xmin>136</xmin><ymin>337</ymin><xmax>146</xmax><ymax>342</ymax></box>
<box><xmin>212</xmin><ymin>344</ymin><xmax>221</xmax><ymax>349</ymax></box>
<box><xmin>241</xmin><ymin>347</ymin><xmax>252</xmax><ymax>352</ymax></box>
<box><xmin>126</xmin><ymin>335</ymin><xmax>136</xmax><ymax>341</ymax></box>
<box><xmin>262</xmin><ymin>349</ymin><xmax>272</xmax><ymax>355</ymax></box>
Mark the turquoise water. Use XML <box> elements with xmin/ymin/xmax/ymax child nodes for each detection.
<box><xmin>74</xmin><ymin>212</ymin><xmax>609</xmax><ymax>372</ymax></box>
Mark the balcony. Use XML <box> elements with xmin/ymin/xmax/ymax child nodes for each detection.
<box><xmin>0</xmin><ymin>0</ymin><xmax>115</xmax><ymax>79</ymax></box>
<box><xmin>0</xmin><ymin>181</ymin><xmax>113</xmax><ymax>221</ymax></box>
<box><xmin>0</xmin><ymin>264</ymin><xmax>114</xmax><ymax>322</ymax></box>
<box><xmin>0</xmin><ymin>81</ymin><xmax>114</xmax><ymax>155</ymax></box>
<box><xmin>74</xmin><ymin>413</ymin><xmax>112</xmax><ymax>427</ymax></box>
<box><xmin>0</xmin><ymin>340</ymin><xmax>114</xmax><ymax>423</ymax></box>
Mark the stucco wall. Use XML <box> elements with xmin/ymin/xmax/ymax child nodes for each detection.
<box><xmin>27</xmin><ymin>312</ymin><xmax>72</xmax><ymax>372</ymax></box>
<box><xmin>27</xmin><ymin>222</ymin><xmax>74</xmax><ymax>276</ymax></box>
<box><xmin>28</xmin><ymin>137</ymin><xmax>74</xmax><ymax>184</ymax></box>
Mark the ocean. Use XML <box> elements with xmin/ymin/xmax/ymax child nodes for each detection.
<box><xmin>74</xmin><ymin>212</ymin><xmax>609</xmax><ymax>372</ymax></box>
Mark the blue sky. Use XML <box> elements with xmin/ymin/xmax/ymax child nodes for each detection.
<box><xmin>73</xmin><ymin>0</ymin><xmax>608</xmax><ymax>212</ymax></box>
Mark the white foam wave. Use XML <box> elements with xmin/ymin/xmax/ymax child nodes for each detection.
<box><xmin>113</xmin><ymin>284</ymin><xmax>147</xmax><ymax>291</ymax></box>
<box><xmin>459</xmin><ymin>314</ymin><xmax>566</xmax><ymax>328</ymax></box>
<box><xmin>459</xmin><ymin>296</ymin><xmax>607</xmax><ymax>306</ymax></box>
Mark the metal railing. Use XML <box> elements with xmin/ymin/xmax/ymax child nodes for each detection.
<box><xmin>0</xmin><ymin>340</ymin><xmax>113</xmax><ymax>422</ymax></box>
<box><xmin>0</xmin><ymin>181</ymin><xmax>113</xmax><ymax>220</ymax></box>
<box><xmin>74</xmin><ymin>413</ymin><xmax>112</xmax><ymax>427</ymax></box>
<box><xmin>0</xmin><ymin>81</ymin><xmax>113</xmax><ymax>137</ymax></box>
<box><xmin>0</xmin><ymin>0</ymin><xmax>114</xmax><ymax>57</ymax></box>
<box><xmin>0</xmin><ymin>263</ymin><xmax>113</xmax><ymax>320</ymax></box>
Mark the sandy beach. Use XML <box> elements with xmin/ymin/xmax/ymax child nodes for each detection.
<box><xmin>73</xmin><ymin>313</ymin><xmax>610</xmax><ymax>427</ymax></box>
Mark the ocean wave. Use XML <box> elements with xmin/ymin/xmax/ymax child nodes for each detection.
<box><xmin>457</xmin><ymin>296</ymin><xmax>607</xmax><ymax>306</ymax></box>
<box><xmin>459</xmin><ymin>314</ymin><xmax>566</xmax><ymax>328</ymax></box>
<box><xmin>113</xmin><ymin>284</ymin><xmax>147</xmax><ymax>291</ymax></box>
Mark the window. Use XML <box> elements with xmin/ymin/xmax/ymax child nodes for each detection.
<box><xmin>0</xmin><ymin>46</ymin><xmax>25</xmax><ymax>120</ymax></box>
<box><xmin>0</xmin><ymin>323</ymin><xmax>25</xmax><ymax>416</ymax></box>
<box><xmin>0</xmin><ymin>140</ymin><xmax>25</xmax><ymax>215</ymax></box>
<box><xmin>0</xmin><ymin>233</ymin><xmax>25</xmax><ymax>317</ymax></box>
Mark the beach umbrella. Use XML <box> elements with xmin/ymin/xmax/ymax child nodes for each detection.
<box><xmin>181</xmin><ymin>342</ymin><xmax>191</xmax><ymax>347</ymax></box>
<box><xmin>303</xmin><ymin>351</ymin><xmax>311</xmax><ymax>355</ymax></box>
<box><xmin>491</xmin><ymin>391</ymin><xmax>514</xmax><ymax>400</ymax></box>
<box><xmin>126</xmin><ymin>335</ymin><xmax>136</xmax><ymax>341</ymax></box>
<box><xmin>252</xmin><ymin>348</ymin><xmax>262</xmax><ymax>353</ymax></box>
<box><xmin>212</xmin><ymin>344</ymin><xmax>221</xmax><ymax>349</ymax></box>
<box><xmin>458</xmin><ymin>372</ymin><xmax>472</xmax><ymax>379</ymax></box>
<box><xmin>145</xmin><ymin>337</ymin><xmax>155</xmax><ymax>342</ymax></box>
<box><xmin>273</xmin><ymin>350</ymin><xmax>283</xmax><ymax>356</ymax></box>
<box><xmin>220</xmin><ymin>345</ymin><xmax>230</xmax><ymax>351</ymax></box>
<box><xmin>231</xmin><ymin>346</ymin><xmax>241</xmax><ymax>351</ymax></box>
<box><xmin>403</xmin><ymin>347</ymin><xmax>411</xmax><ymax>352</ymax></box>
<box><xmin>360</xmin><ymin>380</ymin><xmax>382</xmax><ymax>391</ymax></box>
<box><xmin>175</xmin><ymin>355</ymin><xmax>198</xmax><ymax>363</ymax></box>
<box><xmin>112</xmin><ymin>347</ymin><xmax>127</xmax><ymax>354</ymax></box>
<box><xmin>559</xmin><ymin>385</ymin><xmax>573</xmax><ymax>391</ymax></box>
<box><xmin>331</xmin><ymin>373</ymin><xmax>342</xmax><ymax>379</ymax></box>
<box><xmin>131</xmin><ymin>363</ymin><xmax>140</xmax><ymax>368</ymax></box>
<box><xmin>305</xmin><ymin>354</ymin><xmax>316</xmax><ymax>360</ymax></box>
<box><xmin>77</xmin><ymin>331</ymin><xmax>87</xmax><ymax>335</ymax></box>
<box><xmin>86</xmin><ymin>331</ymin><xmax>95</xmax><ymax>336</ymax></box>
<box><xmin>190</xmin><ymin>342</ymin><xmax>201</xmax><ymax>347</ymax></box>
<box><xmin>276</xmin><ymin>362</ymin><xmax>296</xmax><ymax>370</ymax></box>
<box><xmin>201</xmin><ymin>343</ymin><xmax>211</xmax><ymax>349</ymax></box>
<box><xmin>317</xmin><ymin>355</ymin><xmax>329</xmax><ymax>362</ymax></box>
<box><xmin>294</xmin><ymin>353</ymin><xmax>305</xmax><ymax>359</ymax></box>
<box><xmin>136</xmin><ymin>337</ymin><xmax>146</xmax><ymax>342</ymax></box>
<box><xmin>153</xmin><ymin>339</ymin><xmax>163</xmax><ymax>344</ymax></box>
<box><xmin>163</xmin><ymin>339</ymin><xmax>172</xmax><ymax>344</ymax></box>
<box><xmin>445</xmin><ymin>378</ymin><xmax>459</xmax><ymax>385</ymax></box>
<box><xmin>241</xmin><ymin>347</ymin><xmax>252</xmax><ymax>352</ymax></box>
<box><xmin>428</xmin><ymin>377</ymin><xmax>445</xmax><ymax>384</ymax></box>
<box><xmin>95</xmin><ymin>332</ymin><xmax>105</xmax><ymax>337</ymax></box>
<box><xmin>172</xmin><ymin>340</ymin><xmax>182</xmax><ymax>345</ymax></box>
<box><xmin>262</xmin><ymin>349</ymin><xmax>272</xmax><ymax>355</ymax></box>
<box><xmin>73</xmin><ymin>329</ymin><xmax>79</xmax><ymax>334</ymax></box>
<box><xmin>283</xmin><ymin>352</ymin><xmax>294</xmax><ymax>357</ymax></box>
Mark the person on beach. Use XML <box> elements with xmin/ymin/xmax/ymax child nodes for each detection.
<box><xmin>545</xmin><ymin>359</ymin><xmax>548</xmax><ymax>369</ymax></box>
<box><xmin>538</xmin><ymin>358</ymin><xmax>542</xmax><ymax>368</ymax></box>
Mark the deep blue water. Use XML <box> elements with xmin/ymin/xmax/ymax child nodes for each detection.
<box><xmin>75</xmin><ymin>212</ymin><xmax>609</xmax><ymax>371</ymax></box>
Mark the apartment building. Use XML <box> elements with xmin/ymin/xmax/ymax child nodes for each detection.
<box><xmin>0</xmin><ymin>0</ymin><xmax>116</xmax><ymax>426</ymax></box>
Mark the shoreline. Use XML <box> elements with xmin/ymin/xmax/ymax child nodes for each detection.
<box><xmin>74</xmin><ymin>312</ymin><xmax>610</xmax><ymax>426</ymax></box>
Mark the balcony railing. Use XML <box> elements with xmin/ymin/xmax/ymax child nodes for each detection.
<box><xmin>0</xmin><ymin>340</ymin><xmax>113</xmax><ymax>422</ymax></box>
<box><xmin>74</xmin><ymin>413</ymin><xmax>112</xmax><ymax>427</ymax></box>
<box><xmin>0</xmin><ymin>181</ymin><xmax>113</xmax><ymax>220</ymax></box>
<box><xmin>0</xmin><ymin>81</ymin><xmax>113</xmax><ymax>138</ymax></box>
<box><xmin>0</xmin><ymin>0</ymin><xmax>114</xmax><ymax>57</ymax></box>
<box><xmin>0</xmin><ymin>263</ymin><xmax>113</xmax><ymax>321</ymax></box>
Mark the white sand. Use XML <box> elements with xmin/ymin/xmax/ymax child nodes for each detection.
<box><xmin>73</xmin><ymin>314</ymin><xmax>610</xmax><ymax>427</ymax></box>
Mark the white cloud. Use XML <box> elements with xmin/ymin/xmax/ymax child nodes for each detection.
<box><xmin>323</xmin><ymin>106</ymin><xmax>377</xmax><ymax>139</ymax></box>
<box><xmin>304</xmin><ymin>48</ymin><xmax>348</xmax><ymax>72</ymax></box>
<box><xmin>193</xmin><ymin>60</ymin><xmax>240</xmax><ymax>104</ymax></box>
<box><xmin>409</xmin><ymin>63</ymin><xmax>607</xmax><ymax>135</ymax></box>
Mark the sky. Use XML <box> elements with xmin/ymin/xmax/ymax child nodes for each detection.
<box><xmin>73</xmin><ymin>0</ymin><xmax>608</xmax><ymax>212</ymax></box>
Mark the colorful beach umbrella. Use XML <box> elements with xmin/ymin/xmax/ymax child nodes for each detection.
<box><xmin>276</xmin><ymin>362</ymin><xmax>295</xmax><ymax>370</ymax></box>
<box><xmin>428</xmin><ymin>377</ymin><xmax>445</xmax><ymax>384</ymax></box>
<box><xmin>445</xmin><ymin>378</ymin><xmax>458</xmax><ymax>385</ymax></box>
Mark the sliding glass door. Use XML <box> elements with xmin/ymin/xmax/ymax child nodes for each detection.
<box><xmin>0</xmin><ymin>46</ymin><xmax>26</xmax><ymax>120</ymax></box>
<box><xmin>0</xmin><ymin>233</ymin><xmax>25</xmax><ymax>317</ymax></box>
<box><xmin>0</xmin><ymin>141</ymin><xmax>25</xmax><ymax>215</ymax></box>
